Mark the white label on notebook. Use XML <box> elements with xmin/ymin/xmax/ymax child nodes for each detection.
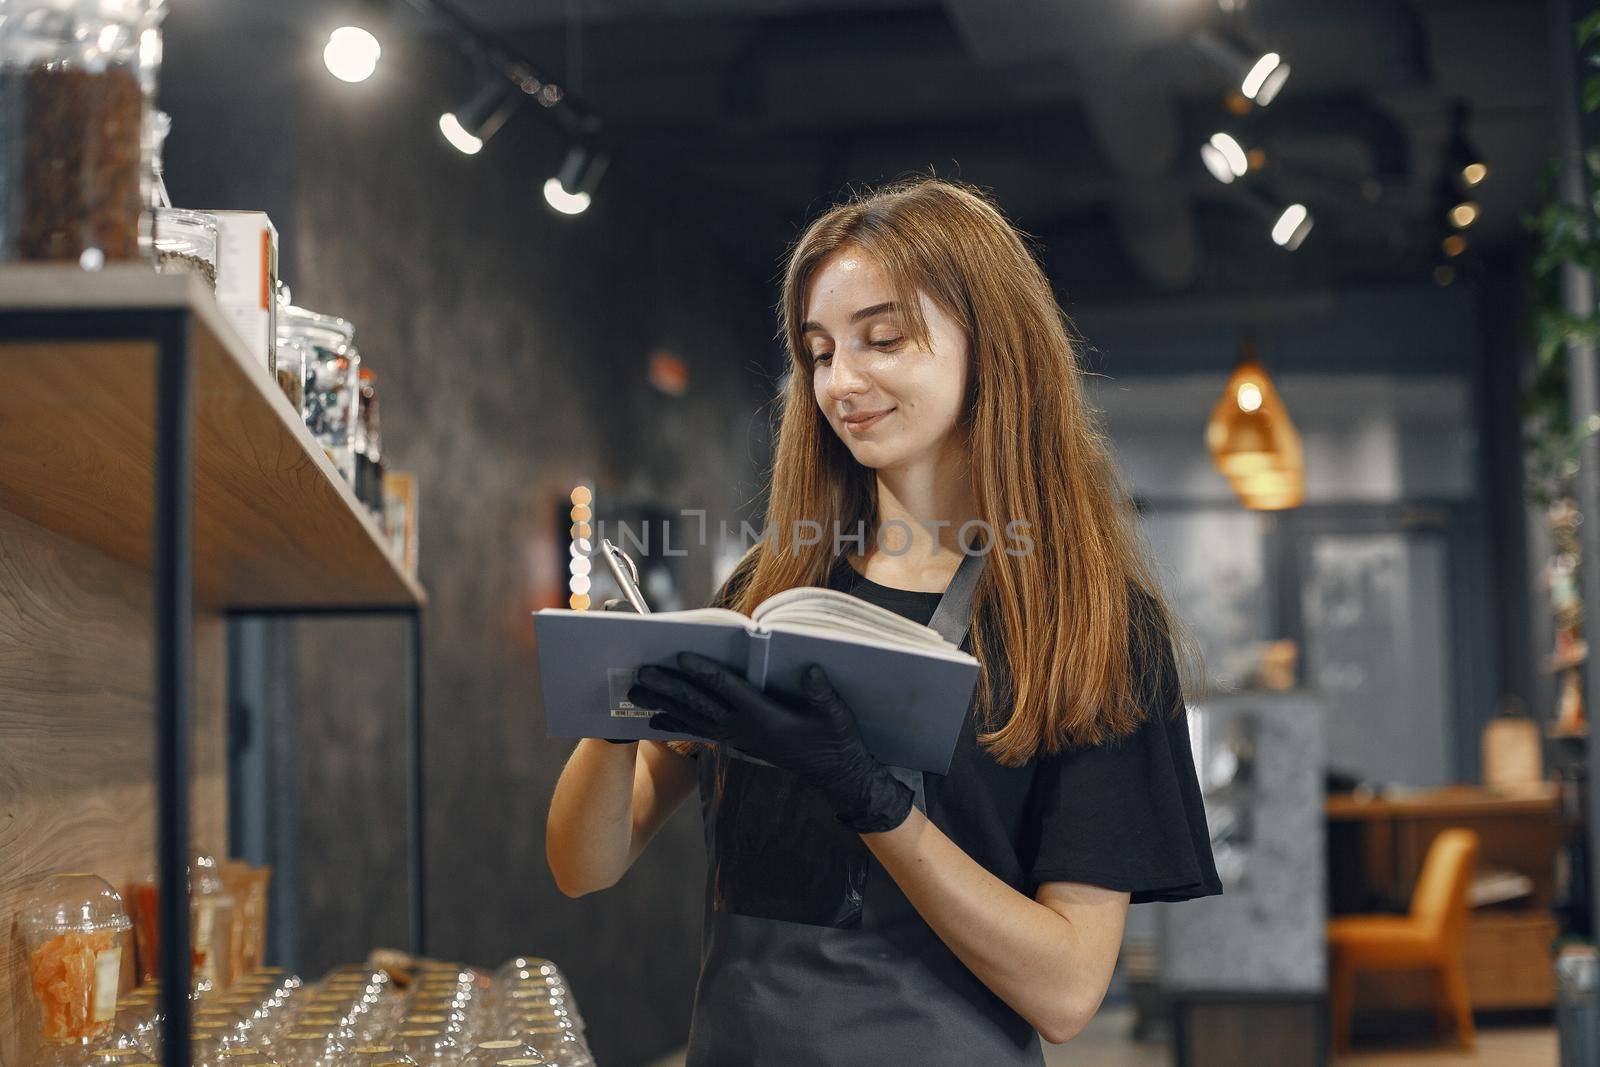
<box><xmin>607</xmin><ymin>667</ymin><xmax>650</xmax><ymax>716</ymax></box>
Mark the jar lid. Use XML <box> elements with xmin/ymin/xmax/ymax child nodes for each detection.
<box><xmin>12</xmin><ymin>0</ymin><xmax>168</xmax><ymax>26</ymax></box>
<box><xmin>278</xmin><ymin>304</ymin><xmax>355</xmax><ymax>350</ymax></box>
<box><xmin>19</xmin><ymin>872</ymin><xmax>132</xmax><ymax>936</ymax></box>
<box><xmin>152</xmin><ymin>208</ymin><xmax>218</xmax><ymax>263</ymax></box>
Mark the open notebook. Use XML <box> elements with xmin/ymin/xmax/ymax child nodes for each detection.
<box><xmin>533</xmin><ymin>587</ymin><xmax>980</xmax><ymax>774</ymax></box>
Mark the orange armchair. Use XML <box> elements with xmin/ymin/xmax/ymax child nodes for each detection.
<box><xmin>1327</xmin><ymin>827</ymin><xmax>1481</xmax><ymax>1052</ymax></box>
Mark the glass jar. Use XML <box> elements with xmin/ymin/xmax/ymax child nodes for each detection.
<box><xmin>20</xmin><ymin>873</ymin><xmax>133</xmax><ymax>1049</ymax></box>
<box><xmin>277</xmin><ymin>303</ymin><xmax>360</xmax><ymax>483</ymax></box>
<box><xmin>0</xmin><ymin>0</ymin><xmax>168</xmax><ymax>265</ymax></box>
<box><xmin>272</xmin><ymin>284</ymin><xmax>307</xmax><ymax>412</ymax></box>
<box><xmin>152</xmin><ymin>206</ymin><xmax>217</xmax><ymax>289</ymax></box>
<box><xmin>146</xmin><ymin>106</ymin><xmax>170</xmax><ymax>207</ymax></box>
<box><xmin>354</xmin><ymin>366</ymin><xmax>385</xmax><ymax>521</ymax></box>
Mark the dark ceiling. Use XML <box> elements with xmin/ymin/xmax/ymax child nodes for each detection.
<box><xmin>288</xmin><ymin>0</ymin><xmax>1558</xmax><ymax>297</ymax></box>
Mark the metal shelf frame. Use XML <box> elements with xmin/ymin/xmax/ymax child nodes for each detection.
<box><xmin>0</xmin><ymin>307</ymin><xmax>426</xmax><ymax>1067</ymax></box>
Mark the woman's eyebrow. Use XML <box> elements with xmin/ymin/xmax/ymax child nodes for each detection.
<box><xmin>800</xmin><ymin>301</ymin><xmax>900</xmax><ymax>335</ymax></box>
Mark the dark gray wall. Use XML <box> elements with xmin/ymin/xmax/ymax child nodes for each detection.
<box><xmin>163</xmin><ymin>12</ymin><xmax>1541</xmax><ymax>1066</ymax></box>
<box><xmin>288</xmin><ymin>40</ymin><xmax>775</xmax><ymax>1067</ymax></box>
<box><xmin>164</xmin><ymin>13</ymin><xmax>775</xmax><ymax>1067</ymax></box>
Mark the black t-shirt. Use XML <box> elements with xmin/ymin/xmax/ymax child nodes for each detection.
<box><xmin>681</xmin><ymin>555</ymin><xmax>1221</xmax><ymax>1066</ymax></box>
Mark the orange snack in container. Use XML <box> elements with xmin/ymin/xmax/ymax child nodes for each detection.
<box><xmin>20</xmin><ymin>873</ymin><xmax>132</xmax><ymax>1044</ymax></box>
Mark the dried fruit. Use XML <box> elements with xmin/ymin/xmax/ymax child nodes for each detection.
<box><xmin>28</xmin><ymin>928</ymin><xmax>119</xmax><ymax>1040</ymax></box>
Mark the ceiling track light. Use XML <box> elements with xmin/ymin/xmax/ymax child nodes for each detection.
<box><xmin>1201</xmin><ymin>130</ymin><xmax>1261</xmax><ymax>184</ymax></box>
<box><xmin>324</xmin><ymin>25</ymin><xmax>382</xmax><ymax>83</ymax></box>
<box><xmin>544</xmin><ymin>143</ymin><xmax>610</xmax><ymax>215</ymax></box>
<box><xmin>1271</xmin><ymin>203</ymin><xmax>1312</xmax><ymax>249</ymax></box>
<box><xmin>1446</xmin><ymin>99</ymin><xmax>1488</xmax><ymax>190</ymax></box>
<box><xmin>439</xmin><ymin>76</ymin><xmax>521</xmax><ymax>155</ymax></box>
<box><xmin>1191</xmin><ymin>28</ymin><xmax>1291</xmax><ymax>107</ymax></box>
<box><xmin>1243</xmin><ymin>188</ymin><xmax>1312</xmax><ymax>250</ymax></box>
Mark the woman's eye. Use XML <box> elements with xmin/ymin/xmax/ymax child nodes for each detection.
<box><xmin>813</xmin><ymin>351</ymin><xmax>833</xmax><ymax>364</ymax></box>
<box><xmin>872</xmin><ymin>337</ymin><xmax>903</xmax><ymax>349</ymax></box>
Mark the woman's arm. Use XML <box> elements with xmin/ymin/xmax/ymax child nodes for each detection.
<box><xmin>861</xmin><ymin>807</ymin><xmax>1128</xmax><ymax>1045</ymax></box>
<box><xmin>624</xmin><ymin>652</ymin><xmax>1127</xmax><ymax>1040</ymax></box>
<box><xmin>545</xmin><ymin>738</ymin><xmax>700</xmax><ymax>898</ymax></box>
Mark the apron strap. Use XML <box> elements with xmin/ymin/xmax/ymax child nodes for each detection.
<box><xmin>925</xmin><ymin>536</ymin><xmax>986</xmax><ymax>650</ymax></box>
<box><xmin>887</xmin><ymin>536</ymin><xmax>985</xmax><ymax>794</ymax></box>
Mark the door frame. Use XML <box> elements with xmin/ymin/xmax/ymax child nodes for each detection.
<box><xmin>1262</xmin><ymin>500</ymin><xmax>1496</xmax><ymax>782</ymax></box>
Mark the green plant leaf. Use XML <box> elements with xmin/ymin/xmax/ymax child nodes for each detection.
<box><xmin>1578</xmin><ymin>11</ymin><xmax>1600</xmax><ymax>46</ymax></box>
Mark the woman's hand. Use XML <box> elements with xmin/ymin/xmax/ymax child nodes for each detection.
<box><xmin>628</xmin><ymin>651</ymin><xmax>914</xmax><ymax>833</ymax></box>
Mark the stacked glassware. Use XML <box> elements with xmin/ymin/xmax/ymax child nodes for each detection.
<box><xmin>86</xmin><ymin>956</ymin><xmax>594</xmax><ymax>1067</ymax></box>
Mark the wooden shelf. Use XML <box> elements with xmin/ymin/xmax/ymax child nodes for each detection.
<box><xmin>0</xmin><ymin>265</ymin><xmax>425</xmax><ymax>610</ymax></box>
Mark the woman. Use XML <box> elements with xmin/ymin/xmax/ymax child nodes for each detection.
<box><xmin>546</xmin><ymin>176</ymin><xmax>1220</xmax><ymax>1065</ymax></box>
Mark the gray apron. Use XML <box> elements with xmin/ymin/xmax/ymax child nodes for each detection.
<box><xmin>685</xmin><ymin>549</ymin><xmax>1047</xmax><ymax>1066</ymax></box>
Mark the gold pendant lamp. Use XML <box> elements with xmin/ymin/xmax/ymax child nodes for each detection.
<box><xmin>1205</xmin><ymin>346</ymin><xmax>1305</xmax><ymax>510</ymax></box>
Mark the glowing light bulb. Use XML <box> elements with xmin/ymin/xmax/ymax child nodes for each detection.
<box><xmin>323</xmin><ymin>27</ymin><xmax>381</xmax><ymax>84</ymax></box>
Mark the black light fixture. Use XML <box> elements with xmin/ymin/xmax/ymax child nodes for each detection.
<box><xmin>544</xmin><ymin>143</ymin><xmax>609</xmax><ymax>215</ymax></box>
<box><xmin>1445</xmin><ymin>100</ymin><xmax>1488</xmax><ymax>190</ymax></box>
<box><xmin>439</xmin><ymin>76</ymin><xmax>521</xmax><ymax>155</ymax></box>
<box><xmin>1192</xmin><ymin>27</ymin><xmax>1291</xmax><ymax>107</ymax></box>
<box><xmin>1244</xmin><ymin>187</ymin><xmax>1313</xmax><ymax>250</ymax></box>
<box><xmin>1200</xmin><ymin>129</ymin><xmax>1267</xmax><ymax>185</ymax></box>
<box><xmin>1436</xmin><ymin>173</ymin><xmax>1479</xmax><ymax>230</ymax></box>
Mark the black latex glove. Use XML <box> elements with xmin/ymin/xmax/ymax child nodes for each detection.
<box><xmin>627</xmin><ymin>650</ymin><xmax>914</xmax><ymax>833</ymax></box>
<box><xmin>600</xmin><ymin>598</ymin><xmax>640</xmax><ymax>745</ymax></box>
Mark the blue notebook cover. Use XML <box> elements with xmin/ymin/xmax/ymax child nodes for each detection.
<box><xmin>532</xmin><ymin>609</ymin><xmax>979</xmax><ymax>775</ymax></box>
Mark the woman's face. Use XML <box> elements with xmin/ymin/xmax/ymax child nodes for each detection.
<box><xmin>803</xmin><ymin>246</ymin><xmax>970</xmax><ymax>472</ymax></box>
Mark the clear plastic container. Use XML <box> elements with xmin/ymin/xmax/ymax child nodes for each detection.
<box><xmin>191</xmin><ymin>854</ymin><xmax>236</xmax><ymax>994</ymax></box>
<box><xmin>277</xmin><ymin>304</ymin><xmax>359</xmax><ymax>483</ymax></box>
<box><xmin>152</xmin><ymin>207</ymin><xmax>217</xmax><ymax>289</ymax></box>
<box><xmin>273</xmin><ymin>1034</ymin><xmax>347</xmax><ymax>1067</ymax></box>
<box><xmin>460</xmin><ymin>1039</ymin><xmax>548</xmax><ymax>1067</ymax></box>
<box><xmin>128</xmin><ymin>879</ymin><xmax>159</xmax><ymax>984</ymax></box>
<box><xmin>20</xmin><ymin>872</ymin><xmax>133</xmax><ymax>1047</ymax></box>
<box><xmin>0</xmin><ymin>0</ymin><xmax>168</xmax><ymax>265</ymax></box>
<box><xmin>393</xmin><ymin>1031</ymin><xmax>461</xmax><ymax>1067</ymax></box>
<box><xmin>217</xmin><ymin>862</ymin><xmax>271</xmax><ymax>982</ymax></box>
<box><xmin>346</xmin><ymin>1049</ymin><xmax>413</xmax><ymax>1067</ymax></box>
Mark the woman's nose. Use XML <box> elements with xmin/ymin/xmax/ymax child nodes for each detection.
<box><xmin>824</xmin><ymin>348</ymin><xmax>870</xmax><ymax>399</ymax></box>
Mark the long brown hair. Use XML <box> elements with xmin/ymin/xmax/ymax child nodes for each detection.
<box><xmin>698</xmin><ymin>175</ymin><xmax>1202</xmax><ymax>767</ymax></box>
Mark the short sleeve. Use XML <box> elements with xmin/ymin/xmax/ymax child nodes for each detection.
<box><xmin>1024</xmin><ymin>597</ymin><xmax>1222</xmax><ymax>904</ymax></box>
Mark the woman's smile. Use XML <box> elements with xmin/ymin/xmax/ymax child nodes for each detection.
<box><xmin>844</xmin><ymin>407</ymin><xmax>895</xmax><ymax>434</ymax></box>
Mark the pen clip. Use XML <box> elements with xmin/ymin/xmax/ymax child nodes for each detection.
<box><xmin>599</xmin><ymin>537</ymin><xmax>651</xmax><ymax>613</ymax></box>
<box><xmin>613</xmin><ymin>544</ymin><xmax>640</xmax><ymax>585</ymax></box>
